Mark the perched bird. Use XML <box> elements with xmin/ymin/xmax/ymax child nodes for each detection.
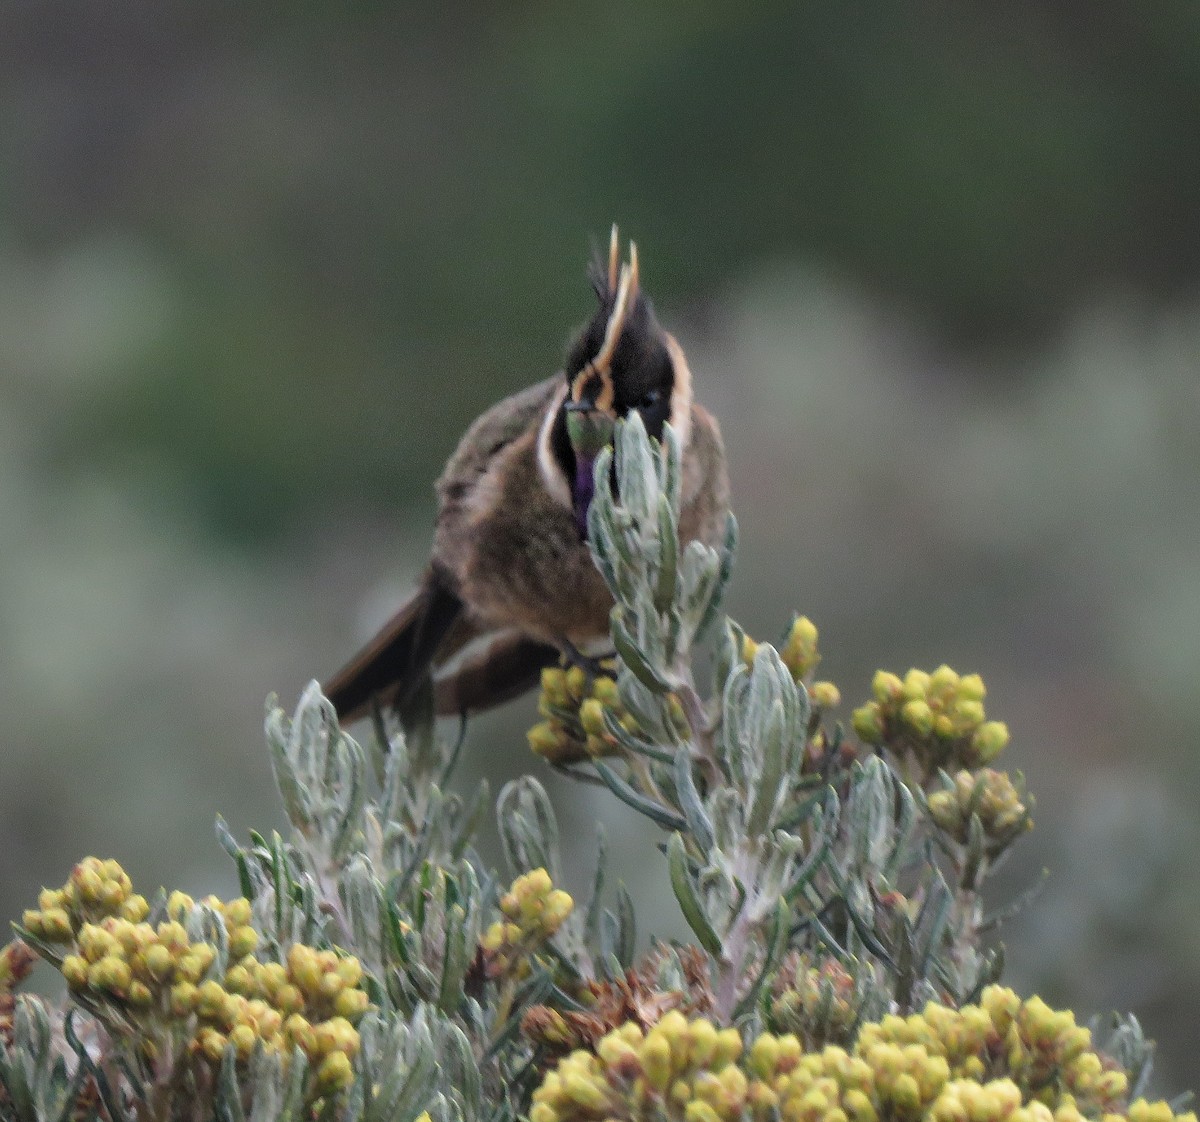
<box><xmin>325</xmin><ymin>229</ymin><xmax>729</xmax><ymax>722</ymax></box>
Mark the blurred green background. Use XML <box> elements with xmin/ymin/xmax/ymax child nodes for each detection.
<box><xmin>3</xmin><ymin>0</ymin><xmax>1200</xmax><ymax>1085</ymax></box>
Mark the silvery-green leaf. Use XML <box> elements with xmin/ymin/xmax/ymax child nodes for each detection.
<box><xmin>668</xmin><ymin>833</ymin><xmax>724</xmax><ymax>957</ymax></box>
<box><xmin>602</xmin><ymin>706</ymin><xmax>674</xmax><ymax>762</ymax></box>
<box><xmin>331</xmin><ymin>735</ymin><xmax>368</xmax><ymax>863</ymax></box>
<box><xmin>654</xmin><ymin>492</ymin><xmax>679</xmax><ymax>613</ymax></box>
<box><xmin>674</xmin><ymin>747</ymin><xmax>716</xmax><ymax>853</ymax></box>
<box><xmin>709</xmin><ymin>788</ymin><xmax>745</xmax><ymax>853</ymax></box>
<box><xmin>746</xmin><ymin>698</ymin><xmax>788</xmax><ymax>838</ymax></box>
<box><xmin>496</xmin><ymin>777</ymin><xmax>562</xmax><ymax>882</ymax></box>
<box><xmin>658</xmin><ymin>422</ymin><xmax>683</xmax><ymax>516</ymax></box>
<box><xmin>696</xmin><ymin>513</ymin><xmax>739</xmax><ymax>640</ymax></box>
<box><xmin>720</xmin><ymin>663</ymin><xmax>752</xmax><ymax>787</ymax></box>
<box><xmin>882</xmin><ymin>779</ymin><xmax>918</xmax><ymax>883</ymax></box>
<box><xmin>215</xmin><ymin>1045</ymin><xmax>248</xmax><ymax>1122</ymax></box>
<box><xmin>615</xmin><ymin>884</ymin><xmax>637</xmax><ymax>968</ymax></box>
<box><xmin>594</xmin><ymin>762</ymin><xmax>687</xmax><ymax>831</ymax></box>
<box><xmin>437</xmin><ymin>904</ymin><xmax>471</xmax><ymax>1013</ymax></box>
<box><xmin>616</xmin><ymin>666</ymin><xmax>671</xmax><ymax>741</ymax></box>
<box><xmin>266</xmin><ymin>699</ymin><xmax>311</xmax><ymax>831</ymax></box>
<box><xmin>612</xmin><ymin>609</ymin><xmax>673</xmax><ymax>694</ymax></box>
<box><xmin>614</xmin><ymin>412</ymin><xmax>658</xmax><ymax>524</ymax></box>
<box><xmin>679</xmin><ymin>541</ymin><xmax>720</xmax><ymax>621</ymax></box>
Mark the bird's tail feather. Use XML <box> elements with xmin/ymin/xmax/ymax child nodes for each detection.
<box><xmin>324</xmin><ymin>576</ymin><xmax>463</xmax><ymax>722</ymax></box>
<box><xmin>433</xmin><ymin>633</ymin><xmax>559</xmax><ymax>718</ymax></box>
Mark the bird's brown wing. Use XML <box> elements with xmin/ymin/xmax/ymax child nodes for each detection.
<box><xmin>326</xmin><ymin>376</ymin><xmax>565</xmax><ymax>725</ymax></box>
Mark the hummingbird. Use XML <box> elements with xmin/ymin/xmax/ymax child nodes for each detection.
<box><xmin>325</xmin><ymin>229</ymin><xmax>729</xmax><ymax>722</ymax></box>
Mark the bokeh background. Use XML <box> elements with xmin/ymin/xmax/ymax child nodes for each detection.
<box><xmin>3</xmin><ymin>0</ymin><xmax>1199</xmax><ymax>1085</ymax></box>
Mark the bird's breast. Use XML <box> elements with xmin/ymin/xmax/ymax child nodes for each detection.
<box><xmin>437</xmin><ymin>429</ymin><xmax>614</xmax><ymax>645</ymax></box>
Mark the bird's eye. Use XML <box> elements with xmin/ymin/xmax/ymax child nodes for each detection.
<box><xmin>639</xmin><ymin>388</ymin><xmax>662</xmax><ymax>409</ymax></box>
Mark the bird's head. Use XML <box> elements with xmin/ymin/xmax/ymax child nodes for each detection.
<box><xmin>544</xmin><ymin>228</ymin><xmax>694</xmax><ymax>537</ymax></box>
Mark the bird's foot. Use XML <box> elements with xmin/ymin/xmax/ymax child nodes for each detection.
<box><xmin>559</xmin><ymin>638</ymin><xmax>616</xmax><ymax>682</ymax></box>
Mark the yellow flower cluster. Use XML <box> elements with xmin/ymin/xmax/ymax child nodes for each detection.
<box><xmin>481</xmin><ymin>868</ymin><xmax>574</xmax><ymax>980</ymax></box>
<box><xmin>530</xmin><ymin>1010</ymin><xmax>744</xmax><ymax>1122</ymax></box>
<box><xmin>852</xmin><ymin>666</ymin><xmax>1009</xmax><ymax>776</ymax></box>
<box><xmin>768</xmin><ymin>957</ymin><xmax>860</xmax><ymax>1048</ymax></box>
<box><xmin>528</xmin><ymin>662</ymin><xmax>686</xmax><ymax>763</ymax></box>
<box><xmin>22</xmin><ymin>857</ymin><xmax>149</xmax><ymax>942</ymax></box>
<box><xmin>743</xmin><ymin>618</ymin><xmax>840</xmax><ymax>710</ymax></box>
<box><xmin>530</xmin><ymin>990</ymin><xmax>1193</xmax><ymax>1122</ymax></box>
<box><xmin>21</xmin><ymin>859</ymin><xmax>368</xmax><ymax>1095</ymax></box>
<box><xmin>860</xmin><ymin>988</ymin><xmax>1131</xmax><ymax>1113</ymax></box>
<box><xmin>926</xmin><ymin>770</ymin><xmax>1032</xmax><ymax>847</ymax></box>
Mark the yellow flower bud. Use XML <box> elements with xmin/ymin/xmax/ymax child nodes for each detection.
<box><xmin>527</xmin><ymin>721</ymin><xmax>567</xmax><ymax>758</ymax></box>
<box><xmin>144</xmin><ymin>944</ymin><xmax>174</xmax><ymax>981</ymax></box>
<box><xmin>688</xmin><ymin>1017</ymin><xmax>719</xmax><ymax>1068</ymax></box>
<box><xmin>285</xmin><ymin>1014</ymin><xmax>316</xmax><ymax>1054</ymax></box>
<box><xmin>228</xmin><ymin>926</ymin><xmax>259</xmax><ymax>959</ymax></box>
<box><xmin>927</xmin><ymin>792</ymin><xmax>960</xmax><ymax>834</ymax></box>
<box><xmin>334</xmin><ymin>987</ymin><xmax>370</xmax><ymax>1021</ymax></box>
<box><xmin>120</xmin><ymin>895</ymin><xmax>150</xmax><ymax>923</ymax></box>
<box><xmin>229</xmin><ymin>1023</ymin><xmax>257</xmax><ymax>1058</ymax></box>
<box><xmin>98</xmin><ymin>881</ymin><xmax>127</xmax><ymax>912</ymax></box>
<box><xmin>166</xmin><ymin>891</ymin><xmax>194</xmax><ymax>921</ymax></box>
<box><xmin>288</xmin><ymin>945</ymin><xmax>323</xmax><ymax>996</ymax></box>
<box><xmin>74</xmin><ymin>866</ymin><xmax>105</xmax><ymax>905</ymax></box>
<box><xmin>61</xmin><ymin>955</ymin><xmax>90</xmax><ymax>989</ymax></box>
<box><xmin>928</xmin><ymin>664</ymin><xmax>959</xmax><ymax>694</ymax></box>
<box><xmin>90</xmin><ymin>955</ymin><xmax>132</xmax><ymax>995</ymax></box>
<box><xmin>901</xmin><ymin>699</ymin><xmax>934</xmax><ymax>737</ymax></box>
<box><xmin>970</xmin><ymin>722</ymin><xmax>1010</xmax><ymax>763</ymax></box>
<box><xmin>196</xmin><ymin>979</ymin><xmax>228</xmax><ymax>1019</ymax></box>
<box><xmin>565</xmin><ymin>666</ymin><xmax>587</xmax><ymax>701</ymax></box>
<box><xmin>713</xmin><ymin>1027</ymin><xmax>743</xmax><ymax>1066</ymax></box>
<box><xmin>544</xmin><ymin>889</ymin><xmax>574</xmax><ymax>930</ymax></box>
<box><xmin>890</xmin><ymin>1072</ymin><xmax>922</xmax><ymax>1111</ymax></box>
<box><xmin>562</xmin><ymin>1071</ymin><xmax>607</xmax><ymax>1111</ymax></box>
<box><xmin>844</xmin><ymin>1088</ymin><xmax>879</xmax><ymax>1122</ymax></box>
<box><xmin>225</xmin><ymin>964</ymin><xmax>253</xmax><ymax>994</ymax></box>
<box><xmin>718</xmin><ymin>1063</ymin><xmax>748</xmax><ymax>1101</ymax></box>
<box><xmin>782</xmin><ymin>616</ymin><xmax>821</xmax><ymax>677</ymax></box>
<box><xmin>852</xmin><ymin>704</ymin><xmax>884</xmax><ymax>743</ymax></box>
<box><xmin>155</xmin><ymin>920</ymin><xmax>188</xmax><ymax>952</ymax></box>
<box><xmin>749</xmin><ymin>1033</ymin><xmax>780</xmax><ymax>1078</ymax></box>
<box><xmin>223</xmin><ymin>897</ymin><xmax>252</xmax><ymax>927</ymax></box>
<box><xmin>640</xmin><ymin>1032</ymin><xmax>673</xmax><ymax>1092</ymax></box>
<box><xmin>170</xmin><ymin>982</ymin><xmax>198</xmax><ymax>1016</ymax></box>
<box><xmin>593</xmin><ymin>677</ymin><xmax>620</xmax><ymax>706</ymax></box>
<box><xmin>196</xmin><ymin>1027</ymin><xmax>227</xmax><ymax>1062</ymax></box>
<box><xmin>37</xmin><ymin>907</ymin><xmax>74</xmax><ymax>942</ymax></box>
<box><xmin>810</xmin><ymin>681</ymin><xmax>841</xmax><ymax>709</ymax></box>
<box><xmin>316</xmin><ymin>1050</ymin><xmax>354</xmax><ymax>1092</ymax></box>
<box><xmin>957</xmin><ymin>673</ymin><xmax>986</xmax><ymax>702</ymax></box>
<box><xmin>685</xmin><ymin>1103</ymin><xmax>723</xmax><ymax>1122</ymax></box>
<box><xmin>902</xmin><ymin>669</ymin><xmax>931</xmax><ymax>700</ymax></box>
<box><xmin>579</xmin><ymin>698</ymin><xmax>607</xmax><ymax>737</ymax></box>
<box><xmin>872</xmin><ymin>671</ymin><xmax>904</xmax><ymax>703</ymax></box>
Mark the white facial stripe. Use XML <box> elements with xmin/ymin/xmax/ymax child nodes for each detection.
<box><xmin>536</xmin><ymin>380</ymin><xmax>574</xmax><ymax>509</ymax></box>
<box><xmin>664</xmin><ymin>333</ymin><xmax>693</xmax><ymax>448</ymax></box>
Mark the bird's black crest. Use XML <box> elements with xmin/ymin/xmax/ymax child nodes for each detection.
<box><xmin>566</xmin><ymin>252</ymin><xmax>674</xmax><ymax>418</ymax></box>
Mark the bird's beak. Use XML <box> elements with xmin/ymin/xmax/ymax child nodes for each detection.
<box><xmin>563</xmin><ymin>400</ymin><xmax>615</xmax><ymax>460</ymax></box>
